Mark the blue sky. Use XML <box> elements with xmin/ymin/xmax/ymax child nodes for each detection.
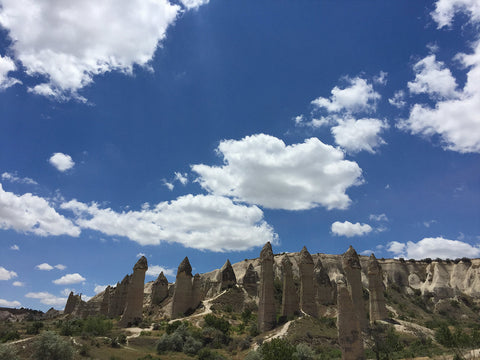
<box><xmin>0</xmin><ymin>0</ymin><xmax>479</xmax><ymax>311</ymax></box>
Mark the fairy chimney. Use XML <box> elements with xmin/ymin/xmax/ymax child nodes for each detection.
<box><xmin>342</xmin><ymin>246</ymin><xmax>367</xmax><ymax>330</ymax></box>
<box><xmin>171</xmin><ymin>257</ymin><xmax>194</xmax><ymax>318</ymax></box>
<box><xmin>258</xmin><ymin>242</ymin><xmax>276</xmax><ymax>332</ymax></box>
<box><xmin>367</xmin><ymin>254</ymin><xmax>388</xmax><ymax>323</ymax></box>
<box><xmin>281</xmin><ymin>255</ymin><xmax>299</xmax><ymax>317</ymax></box>
<box><xmin>151</xmin><ymin>272</ymin><xmax>169</xmax><ymax>306</ymax></box>
<box><xmin>299</xmin><ymin>246</ymin><xmax>316</xmax><ymax>316</ymax></box>
<box><xmin>119</xmin><ymin>256</ymin><xmax>148</xmax><ymax>327</ymax></box>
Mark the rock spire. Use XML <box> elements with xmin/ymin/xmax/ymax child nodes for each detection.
<box><xmin>367</xmin><ymin>254</ymin><xmax>388</xmax><ymax>323</ymax></box>
<box><xmin>299</xmin><ymin>246</ymin><xmax>316</xmax><ymax>316</ymax></box>
<box><xmin>281</xmin><ymin>255</ymin><xmax>299</xmax><ymax>317</ymax></box>
<box><xmin>119</xmin><ymin>256</ymin><xmax>148</xmax><ymax>327</ymax></box>
<box><xmin>258</xmin><ymin>242</ymin><xmax>276</xmax><ymax>332</ymax></box>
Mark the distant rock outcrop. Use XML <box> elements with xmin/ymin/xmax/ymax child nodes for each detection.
<box><xmin>218</xmin><ymin>259</ymin><xmax>237</xmax><ymax>290</ymax></box>
<box><xmin>151</xmin><ymin>272</ymin><xmax>169</xmax><ymax>306</ymax></box>
<box><xmin>281</xmin><ymin>255</ymin><xmax>299</xmax><ymax>317</ymax></box>
<box><xmin>314</xmin><ymin>259</ymin><xmax>334</xmax><ymax>305</ymax></box>
<box><xmin>258</xmin><ymin>242</ymin><xmax>276</xmax><ymax>332</ymax></box>
<box><xmin>242</xmin><ymin>263</ymin><xmax>259</xmax><ymax>296</ymax></box>
<box><xmin>64</xmin><ymin>292</ymin><xmax>82</xmax><ymax>315</ymax></box>
<box><xmin>299</xmin><ymin>246</ymin><xmax>316</xmax><ymax>317</ymax></box>
<box><xmin>119</xmin><ymin>256</ymin><xmax>148</xmax><ymax>327</ymax></box>
<box><xmin>367</xmin><ymin>254</ymin><xmax>388</xmax><ymax>323</ymax></box>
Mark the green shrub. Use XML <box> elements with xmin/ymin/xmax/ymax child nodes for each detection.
<box><xmin>32</xmin><ymin>331</ymin><xmax>74</xmax><ymax>360</ymax></box>
<box><xmin>0</xmin><ymin>344</ymin><xmax>19</xmax><ymax>360</ymax></box>
<box><xmin>260</xmin><ymin>338</ymin><xmax>295</xmax><ymax>360</ymax></box>
<box><xmin>244</xmin><ymin>350</ymin><xmax>262</xmax><ymax>360</ymax></box>
<box><xmin>26</xmin><ymin>321</ymin><xmax>44</xmax><ymax>335</ymax></box>
<box><xmin>293</xmin><ymin>343</ymin><xmax>315</xmax><ymax>360</ymax></box>
<box><xmin>204</xmin><ymin>314</ymin><xmax>231</xmax><ymax>334</ymax></box>
<box><xmin>197</xmin><ymin>348</ymin><xmax>226</xmax><ymax>360</ymax></box>
<box><xmin>166</xmin><ymin>321</ymin><xmax>182</xmax><ymax>335</ymax></box>
<box><xmin>183</xmin><ymin>336</ymin><xmax>202</xmax><ymax>355</ymax></box>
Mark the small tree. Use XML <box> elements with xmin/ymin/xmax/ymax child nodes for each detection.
<box><xmin>33</xmin><ymin>331</ymin><xmax>74</xmax><ymax>360</ymax></box>
<box><xmin>260</xmin><ymin>338</ymin><xmax>295</xmax><ymax>360</ymax></box>
<box><xmin>0</xmin><ymin>345</ymin><xmax>19</xmax><ymax>360</ymax></box>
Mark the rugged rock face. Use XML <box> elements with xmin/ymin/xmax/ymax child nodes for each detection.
<box><xmin>299</xmin><ymin>246</ymin><xmax>316</xmax><ymax>317</ymax></box>
<box><xmin>171</xmin><ymin>257</ymin><xmax>194</xmax><ymax>318</ymax></box>
<box><xmin>99</xmin><ymin>286</ymin><xmax>111</xmax><ymax>315</ymax></box>
<box><xmin>218</xmin><ymin>259</ymin><xmax>237</xmax><ymax>290</ymax></box>
<box><xmin>314</xmin><ymin>259</ymin><xmax>334</xmax><ymax>305</ymax></box>
<box><xmin>151</xmin><ymin>272</ymin><xmax>169</xmax><ymax>306</ymax></box>
<box><xmin>367</xmin><ymin>254</ymin><xmax>388</xmax><ymax>323</ymax></box>
<box><xmin>64</xmin><ymin>292</ymin><xmax>82</xmax><ymax>315</ymax></box>
<box><xmin>337</xmin><ymin>280</ymin><xmax>365</xmax><ymax>360</ymax></box>
<box><xmin>242</xmin><ymin>263</ymin><xmax>259</xmax><ymax>296</ymax></box>
<box><xmin>192</xmin><ymin>273</ymin><xmax>202</xmax><ymax>310</ymax></box>
<box><xmin>258</xmin><ymin>242</ymin><xmax>276</xmax><ymax>332</ymax></box>
<box><xmin>342</xmin><ymin>246</ymin><xmax>367</xmax><ymax>330</ymax></box>
<box><xmin>119</xmin><ymin>256</ymin><xmax>148</xmax><ymax>327</ymax></box>
<box><xmin>109</xmin><ymin>275</ymin><xmax>130</xmax><ymax>317</ymax></box>
<box><xmin>281</xmin><ymin>255</ymin><xmax>299</xmax><ymax>317</ymax></box>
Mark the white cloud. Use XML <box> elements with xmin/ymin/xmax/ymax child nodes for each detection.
<box><xmin>62</xmin><ymin>194</ymin><xmax>277</xmax><ymax>252</ymax></box>
<box><xmin>408</xmin><ymin>55</ymin><xmax>459</xmax><ymax>99</ymax></box>
<box><xmin>146</xmin><ymin>265</ymin><xmax>175</xmax><ymax>278</ymax></box>
<box><xmin>93</xmin><ymin>285</ymin><xmax>113</xmax><ymax>294</ymax></box>
<box><xmin>431</xmin><ymin>0</ymin><xmax>480</xmax><ymax>28</ymax></box>
<box><xmin>0</xmin><ymin>266</ymin><xmax>17</xmax><ymax>280</ymax></box>
<box><xmin>192</xmin><ymin>134</ymin><xmax>362</xmax><ymax>210</ymax></box>
<box><xmin>423</xmin><ymin>220</ymin><xmax>437</xmax><ymax>228</ymax></box>
<box><xmin>0</xmin><ymin>0</ymin><xmax>180</xmax><ymax>100</ymax></box>
<box><xmin>53</xmin><ymin>273</ymin><xmax>86</xmax><ymax>285</ymax></box>
<box><xmin>0</xmin><ymin>298</ymin><xmax>21</xmax><ymax>307</ymax></box>
<box><xmin>373</xmin><ymin>71</ymin><xmax>388</xmax><ymax>85</ymax></box>
<box><xmin>331</xmin><ymin>221</ymin><xmax>372</xmax><ymax>237</ymax></box>
<box><xmin>36</xmin><ymin>263</ymin><xmax>54</xmax><ymax>271</ymax></box>
<box><xmin>55</xmin><ymin>264</ymin><xmax>66</xmax><ymax>270</ymax></box>
<box><xmin>25</xmin><ymin>292</ymin><xmax>67</xmax><ymax>306</ymax></box>
<box><xmin>180</xmin><ymin>0</ymin><xmax>210</xmax><ymax>10</ymax></box>
<box><xmin>369</xmin><ymin>214</ymin><xmax>389</xmax><ymax>222</ymax></box>
<box><xmin>10</xmin><ymin>244</ymin><xmax>19</xmax><ymax>251</ymax></box>
<box><xmin>0</xmin><ymin>55</ymin><xmax>21</xmax><ymax>90</ymax></box>
<box><xmin>174</xmin><ymin>172</ymin><xmax>188</xmax><ymax>185</ymax></box>
<box><xmin>1</xmin><ymin>172</ymin><xmax>37</xmax><ymax>185</ymax></box>
<box><xmin>399</xmin><ymin>41</ymin><xmax>480</xmax><ymax>153</ymax></box>
<box><xmin>12</xmin><ymin>281</ymin><xmax>24</xmax><ymax>287</ymax></box>
<box><xmin>311</xmin><ymin>77</ymin><xmax>381</xmax><ymax>114</ymax></box>
<box><xmin>162</xmin><ymin>179</ymin><xmax>174</xmax><ymax>191</ymax></box>
<box><xmin>49</xmin><ymin>153</ymin><xmax>75</xmax><ymax>172</ymax></box>
<box><xmin>61</xmin><ymin>288</ymin><xmax>75</xmax><ymax>296</ymax></box>
<box><xmin>136</xmin><ymin>253</ymin><xmax>146</xmax><ymax>258</ymax></box>
<box><xmin>388</xmin><ymin>90</ymin><xmax>407</xmax><ymax>108</ymax></box>
<box><xmin>360</xmin><ymin>249</ymin><xmax>374</xmax><ymax>256</ymax></box>
<box><xmin>0</xmin><ymin>184</ymin><xmax>80</xmax><ymax>237</ymax></box>
<box><xmin>331</xmin><ymin>117</ymin><xmax>389</xmax><ymax>154</ymax></box>
<box><xmin>387</xmin><ymin>237</ymin><xmax>480</xmax><ymax>259</ymax></box>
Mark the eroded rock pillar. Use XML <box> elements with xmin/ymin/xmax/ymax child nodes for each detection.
<box><xmin>258</xmin><ymin>242</ymin><xmax>276</xmax><ymax>332</ymax></box>
<box><xmin>171</xmin><ymin>257</ymin><xmax>194</xmax><ymax>318</ymax></box>
<box><xmin>367</xmin><ymin>254</ymin><xmax>388</xmax><ymax>323</ymax></box>
<box><xmin>281</xmin><ymin>255</ymin><xmax>299</xmax><ymax>317</ymax></box>
<box><xmin>119</xmin><ymin>256</ymin><xmax>148</xmax><ymax>327</ymax></box>
<box><xmin>299</xmin><ymin>246</ymin><xmax>316</xmax><ymax>316</ymax></box>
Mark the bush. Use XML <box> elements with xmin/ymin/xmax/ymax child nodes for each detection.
<box><xmin>260</xmin><ymin>338</ymin><xmax>295</xmax><ymax>360</ymax></box>
<box><xmin>183</xmin><ymin>336</ymin><xmax>202</xmax><ymax>355</ymax></box>
<box><xmin>293</xmin><ymin>343</ymin><xmax>315</xmax><ymax>360</ymax></box>
<box><xmin>202</xmin><ymin>327</ymin><xmax>229</xmax><ymax>348</ymax></box>
<box><xmin>197</xmin><ymin>348</ymin><xmax>226</xmax><ymax>360</ymax></box>
<box><xmin>204</xmin><ymin>314</ymin><xmax>231</xmax><ymax>334</ymax></box>
<box><xmin>0</xmin><ymin>344</ymin><xmax>19</xmax><ymax>360</ymax></box>
<box><xmin>33</xmin><ymin>331</ymin><xmax>74</xmax><ymax>360</ymax></box>
<box><xmin>82</xmin><ymin>316</ymin><xmax>113</xmax><ymax>336</ymax></box>
<box><xmin>244</xmin><ymin>350</ymin><xmax>262</xmax><ymax>360</ymax></box>
<box><xmin>26</xmin><ymin>321</ymin><xmax>44</xmax><ymax>335</ymax></box>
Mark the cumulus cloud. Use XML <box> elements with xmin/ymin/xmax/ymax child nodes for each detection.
<box><xmin>0</xmin><ymin>55</ymin><xmax>21</xmax><ymax>90</ymax></box>
<box><xmin>0</xmin><ymin>0</ymin><xmax>181</xmax><ymax>100</ymax></box>
<box><xmin>0</xmin><ymin>298</ymin><xmax>21</xmax><ymax>307</ymax></box>
<box><xmin>180</xmin><ymin>0</ymin><xmax>210</xmax><ymax>10</ymax></box>
<box><xmin>331</xmin><ymin>221</ymin><xmax>373</xmax><ymax>237</ymax></box>
<box><xmin>25</xmin><ymin>292</ymin><xmax>67</xmax><ymax>306</ymax></box>
<box><xmin>387</xmin><ymin>237</ymin><xmax>480</xmax><ymax>259</ymax></box>
<box><xmin>311</xmin><ymin>77</ymin><xmax>381</xmax><ymax>114</ymax></box>
<box><xmin>36</xmin><ymin>263</ymin><xmax>53</xmax><ymax>271</ymax></box>
<box><xmin>369</xmin><ymin>214</ymin><xmax>389</xmax><ymax>222</ymax></box>
<box><xmin>388</xmin><ymin>90</ymin><xmax>407</xmax><ymax>108</ymax></box>
<box><xmin>1</xmin><ymin>172</ymin><xmax>37</xmax><ymax>185</ymax></box>
<box><xmin>162</xmin><ymin>179</ymin><xmax>174</xmax><ymax>191</ymax></box>
<box><xmin>12</xmin><ymin>281</ymin><xmax>24</xmax><ymax>287</ymax></box>
<box><xmin>146</xmin><ymin>265</ymin><xmax>175</xmax><ymax>278</ymax></box>
<box><xmin>408</xmin><ymin>55</ymin><xmax>459</xmax><ymax>99</ymax></box>
<box><xmin>174</xmin><ymin>172</ymin><xmax>188</xmax><ymax>185</ymax></box>
<box><xmin>49</xmin><ymin>153</ymin><xmax>75</xmax><ymax>172</ymax></box>
<box><xmin>0</xmin><ymin>266</ymin><xmax>17</xmax><ymax>280</ymax></box>
<box><xmin>0</xmin><ymin>184</ymin><xmax>80</xmax><ymax>237</ymax></box>
<box><xmin>192</xmin><ymin>134</ymin><xmax>362</xmax><ymax>210</ymax></box>
<box><xmin>53</xmin><ymin>273</ymin><xmax>86</xmax><ymax>285</ymax></box>
<box><xmin>431</xmin><ymin>0</ymin><xmax>480</xmax><ymax>28</ymax></box>
<box><xmin>62</xmin><ymin>194</ymin><xmax>276</xmax><ymax>252</ymax></box>
<box><xmin>55</xmin><ymin>264</ymin><xmax>66</xmax><ymax>270</ymax></box>
<box><xmin>10</xmin><ymin>244</ymin><xmax>19</xmax><ymax>251</ymax></box>
<box><xmin>331</xmin><ymin>118</ymin><xmax>389</xmax><ymax>154</ymax></box>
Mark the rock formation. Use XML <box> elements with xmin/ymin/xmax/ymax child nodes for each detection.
<box><xmin>367</xmin><ymin>254</ymin><xmax>388</xmax><ymax>323</ymax></box>
<box><xmin>218</xmin><ymin>259</ymin><xmax>237</xmax><ymax>290</ymax></box>
<box><xmin>99</xmin><ymin>286</ymin><xmax>111</xmax><ymax>315</ymax></box>
<box><xmin>314</xmin><ymin>259</ymin><xmax>334</xmax><ymax>305</ymax></box>
<box><xmin>151</xmin><ymin>272</ymin><xmax>169</xmax><ymax>306</ymax></box>
<box><xmin>299</xmin><ymin>246</ymin><xmax>316</xmax><ymax>317</ymax></box>
<box><xmin>119</xmin><ymin>256</ymin><xmax>148</xmax><ymax>327</ymax></box>
<box><xmin>281</xmin><ymin>255</ymin><xmax>299</xmax><ymax>317</ymax></box>
<box><xmin>192</xmin><ymin>273</ymin><xmax>202</xmax><ymax>310</ymax></box>
<box><xmin>64</xmin><ymin>292</ymin><xmax>82</xmax><ymax>315</ymax></box>
<box><xmin>258</xmin><ymin>242</ymin><xmax>276</xmax><ymax>332</ymax></box>
<box><xmin>171</xmin><ymin>257</ymin><xmax>194</xmax><ymax>318</ymax></box>
<box><xmin>242</xmin><ymin>263</ymin><xmax>259</xmax><ymax>296</ymax></box>
<box><xmin>342</xmin><ymin>246</ymin><xmax>367</xmax><ymax>330</ymax></box>
<box><xmin>109</xmin><ymin>275</ymin><xmax>130</xmax><ymax>317</ymax></box>
<box><xmin>337</xmin><ymin>280</ymin><xmax>365</xmax><ymax>360</ymax></box>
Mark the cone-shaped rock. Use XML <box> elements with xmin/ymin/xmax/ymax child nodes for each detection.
<box><xmin>151</xmin><ymin>272</ymin><xmax>169</xmax><ymax>305</ymax></box>
<box><xmin>258</xmin><ymin>242</ymin><xmax>276</xmax><ymax>332</ymax></box>
<box><xmin>192</xmin><ymin>273</ymin><xmax>202</xmax><ymax>310</ymax></box>
<box><xmin>120</xmin><ymin>256</ymin><xmax>148</xmax><ymax>327</ymax></box>
<box><xmin>100</xmin><ymin>286</ymin><xmax>111</xmax><ymax>315</ymax></box>
<box><xmin>171</xmin><ymin>257</ymin><xmax>194</xmax><ymax>318</ymax></box>
<box><xmin>337</xmin><ymin>280</ymin><xmax>365</xmax><ymax>360</ymax></box>
<box><xmin>109</xmin><ymin>275</ymin><xmax>130</xmax><ymax>317</ymax></box>
<box><xmin>299</xmin><ymin>246</ymin><xmax>316</xmax><ymax>316</ymax></box>
<box><xmin>342</xmin><ymin>246</ymin><xmax>367</xmax><ymax>330</ymax></box>
<box><xmin>64</xmin><ymin>291</ymin><xmax>81</xmax><ymax>315</ymax></box>
<box><xmin>314</xmin><ymin>259</ymin><xmax>334</xmax><ymax>305</ymax></box>
<box><xmin>367</xmin><ymin>254</ymin><xmax>388</xmax><ymax>323</ymax></box>
<box><xmin>243</xmin><ymin>263</ymin><xmax>259</xmax><ymax>296</ymax></box>
<box><xmin>219</xmin><ymin>259</ymin><xmax>237</xmax><ymax>290</ymax></box>
<box><xmin>281</xmin><ymin>255</ymin><xmax>299</xmax><ymax>317</ymax></box>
